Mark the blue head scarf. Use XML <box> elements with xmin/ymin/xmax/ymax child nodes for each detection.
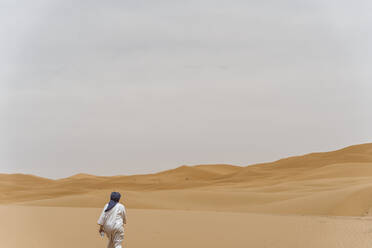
<box><xmin>105</xmin><ymin>192</ymin><xmax>121</xmax><ymax>212</ymax></box>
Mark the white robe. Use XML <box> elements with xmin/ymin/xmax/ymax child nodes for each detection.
<box><xmin>98</xmin><ymin>203</ymin><xmax>127</xmax><ymax>248</ymax></box>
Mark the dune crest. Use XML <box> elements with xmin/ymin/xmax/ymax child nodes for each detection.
<box><xmin>2</xmin><ymin>143</ymin><xmax>372</xmax><ymax>216</ymax></box>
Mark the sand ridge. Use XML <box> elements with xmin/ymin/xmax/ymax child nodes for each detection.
<box><xmin>1</xmin><ymin>143</ymin><xmax>372</xmax><ymax>216</ymax></box>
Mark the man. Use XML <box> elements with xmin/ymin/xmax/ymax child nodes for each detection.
<box><xmin>98</xmin><ymin>192</ymin><xmax>127</xmax><ymax>248</ymax></box>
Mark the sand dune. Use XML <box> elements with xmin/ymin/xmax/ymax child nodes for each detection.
<box><xmin>3</xmin><ymin>143</ymin><xmax>372</xmax><ymax>248</ymax></box>
<box><xmin>1</xmin><ymin>143</ymin><xmax>372</xmax><ymax>216</ymax></box>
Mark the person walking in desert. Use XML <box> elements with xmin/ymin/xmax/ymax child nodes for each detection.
<box><xmin>98</xmin><ymin>192</ymin><xmax>127</xmax><ymax>248</ymax></box>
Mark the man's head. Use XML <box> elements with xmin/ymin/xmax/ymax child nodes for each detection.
<box><xmin>105</xmin><ymin>192</ymin><xmax>121</xmax><ymax>212</ymax></box>
<box><xmin>110</xmin><ymin>192</ymin><xmax>121</xmax><ymax>202</ymax></box>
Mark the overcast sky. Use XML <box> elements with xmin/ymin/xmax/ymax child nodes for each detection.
<box><xmin>1</xmin><ymin>0</ymin><xmax>371</xmax><ymax>179</ymax></box>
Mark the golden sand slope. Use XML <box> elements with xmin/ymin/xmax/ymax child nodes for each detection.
<box><xmin>1</xmin><ymin>205</ymin><xmax>372</xmax><ymax>248</ymax></box>
<box><xmin>1</xmin><ymin>143</ymin><xmax>372</xmax><ymax>216</ymax></box>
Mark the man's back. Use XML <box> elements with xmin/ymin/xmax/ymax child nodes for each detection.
<box><xmin>98</xmin><ymin>202</ymin><xmax>127</xmax><ymax>231</ymax></box>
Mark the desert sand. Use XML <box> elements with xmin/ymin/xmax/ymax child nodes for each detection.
<box><xmin>1</xmin><ymin>205</ymin><xmax>372</xmax><ymax>248</ymax></box>
<box><xmin>2</xmin><ymin>143</ymin><xmax>372</xmax><ymax>247</ymax></box>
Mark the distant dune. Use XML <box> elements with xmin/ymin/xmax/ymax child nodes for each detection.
<box><xmin>2</xmin><ymin>143</ymin><xmax>372</xmax><ymax>216</ymax></box>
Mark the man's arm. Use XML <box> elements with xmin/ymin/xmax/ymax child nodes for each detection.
<box><xmin>97</xmin><ymin>204</ymin><xmax>107</xmax><ymax>233</ymax></box>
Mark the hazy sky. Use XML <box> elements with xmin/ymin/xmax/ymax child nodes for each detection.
<box><xmin>1</xmin><ymin>0</ymin><xmax>372</xmax><ymax>179</ymax></box>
